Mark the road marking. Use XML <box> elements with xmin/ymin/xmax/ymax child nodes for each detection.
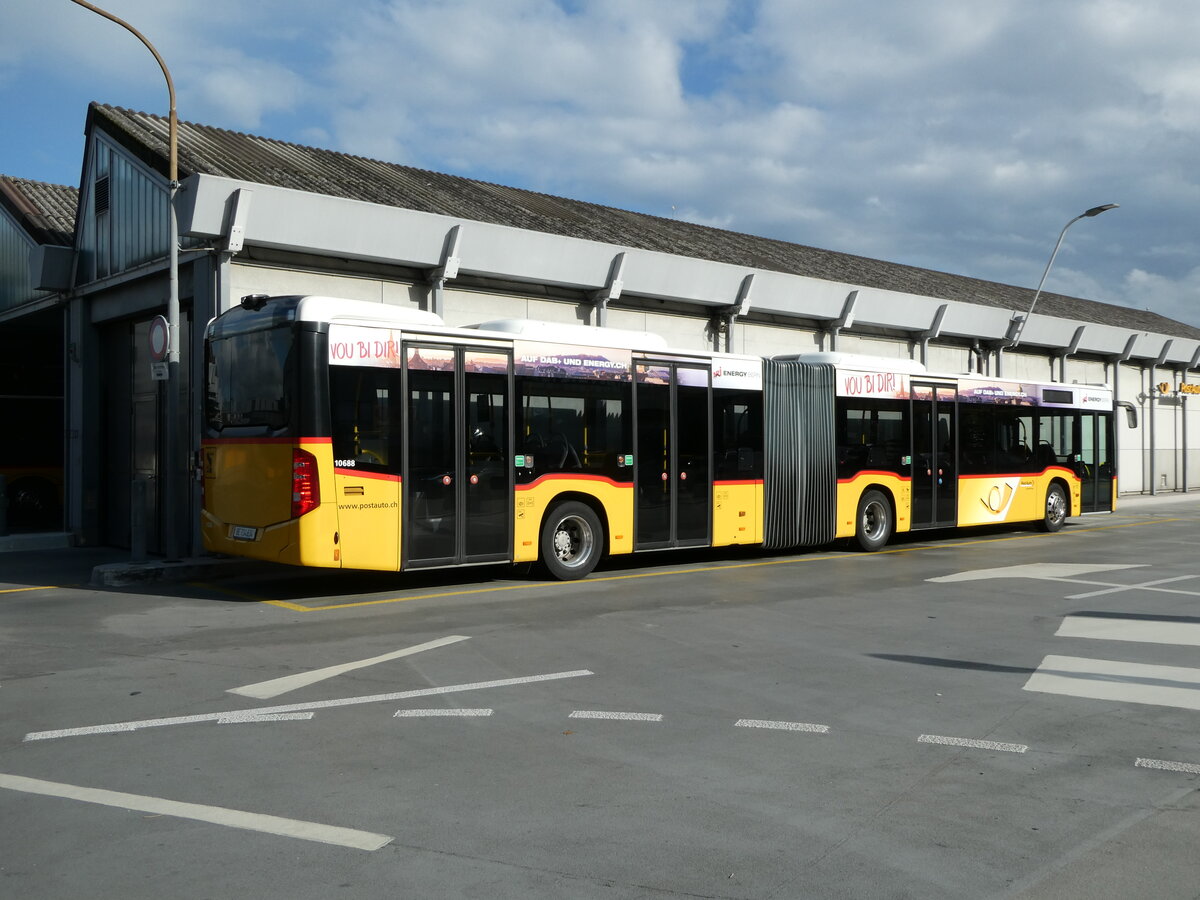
<box><xmin>1024</xmin><ymin>655</ymin><xmax>1200</xmax><ymax>711</ymax></box>
<box><xmin>23</xmin><ymin>669</ymin><xmax>594</xmax><ymax>741</ymax></box>
<box><xmin>1064</xmin><ymin>574</ymin><xmax>1200</xmax><ymax>600</ymax></box>
<box><xmin>394</xmin><ymin>708</ymin><xmax>493</xmax><ymax>718</ymax></box>
<box><xmin>1056</xmin><ymin>615</ymin><xmax>1200</xmax><ymax>646</ymax></box>
<box><xmin>568</xmin><ymin>710</ymin><xmax>663</xmax><ymax>721</ymax></box>
<box><xmin>1135</xmin><ymin>758</ymin><xmax>1200</xmax><ymax>775</ymax></box>
<box><xmin>918</xmin><ymin>734</ymin><xmax>1028</xmax><ymax>753</ymax></box>
<box><xmin>0</xmin><ymin>772</ymin><xmax>392</xmax><ymax>851</ymax></box>
<box><xmin>227</xmin><ymin>635</ymin><xmax>470</xmax><ymax>699</ymax></box>
<box><xmin>216</xmin><ymin>712</ymin><xmax>315</xmax><ymax>725</ymax></box>
<box><xmin>735</xmin><ymin>718</ymin><xmax>829</xmax><ymax>733</ymax></box>
<box><xmin>928</xmin><ymin>563</ymin><xmax>1146</xmax><ymax>583</ymax></box>
<box><xmin>0</xmin><ymin>585</ymin><xmax>58</xmax><ymax>594</ymax></box>
<box><xmin>258</xmin><ymin>519</ymin><xmax>1185</xmax><ymax>613</ymax></box>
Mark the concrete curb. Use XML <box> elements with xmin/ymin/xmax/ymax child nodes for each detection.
<box><xmin>90</xmin><ymin>556</ymin><xmax>266</xmax><ymax>588</ymax></box>
<box><xmin>0</xmin><ymin>532</ymin><xmax>74</xmax><ymax>552</ymax></box>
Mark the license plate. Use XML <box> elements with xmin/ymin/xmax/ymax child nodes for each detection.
<box><xmin>231</xmin><ymin>525</ymin><xmax>257</xmax><ymax>541</ymax></box>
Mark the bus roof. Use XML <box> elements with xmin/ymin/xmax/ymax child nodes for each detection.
<box><xmin>467</xmin><ymin>318</ymin><xmax>670</xmax><ymax>351</ymax></box>
<box><xmin>294</xmin><ymin>295</ymin><xmax>445</xmax><ymax>328</ymax></box>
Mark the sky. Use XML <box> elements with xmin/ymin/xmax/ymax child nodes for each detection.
<box><xmin>3</xmin><ymin>0</ymin><xmax>1198</xmax><ymax>327</ymax></box>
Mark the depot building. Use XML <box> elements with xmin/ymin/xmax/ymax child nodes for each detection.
<box><xmin>1</xmin><ymin>102</ymin><xmax>1198</xmax><ymax>554</ymax></box>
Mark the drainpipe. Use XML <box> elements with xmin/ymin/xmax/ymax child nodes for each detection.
<box><xmin>918</xmin><ymin>304</ymin><xmax>947</xmax><ymax>367</ymax></box>
<box><xmin>823</xmin><ymin>290</ymin><xmax>858</xmax><ymax>352</ymax></box>
<box><xmin>591</xmin><ymin>251</ymin><xmax>626</xmax><ymax>328</ymax></box>
<box><xmin>1150</xmin><ymin>340</ymin><xmax>1174</xmax><ymax>494</ymax></box>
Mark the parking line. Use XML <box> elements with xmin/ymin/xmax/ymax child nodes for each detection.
<box><xmin>918</xmin><ymin>734</ymin><xmax>1028</xmax><ymax>753</ymax></box>
<box><xmin>216</xmin><ymin>712</ymin><xmax>315</xmax><ymax>724</ymax></box>
<box><xmin>0</xmin><ymin>772</ymin><xmax>392</xmax><ymax>851</ymax></box>
<box><xmin>735</xmin><ymin>719</ymin><xmax>829</xmax><ymax>733</ymax></box>
<box><xmin>395</xmin><ymin>708</ymin><xmax>493</xmax><ymax>717</ymax></box>
<box><xmin>568</xmin><ymin>710</ymin><xmax>663</xmax><ymax>721</ymax></box>
<box><xmin>1135</xmin><ymin>758</ymin><xmax>1200</xmax><ymax>775</ymax></box>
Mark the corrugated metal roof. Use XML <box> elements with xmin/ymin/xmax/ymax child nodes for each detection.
<box><xmin>89</xmin><ymin>102</ymin><xmax>1200</xmax><ymax>341</ymax></box>
<box><xmin>0</xmin><ymin>176</ymin><xmax>77</xmax><ymax>246</ymax></box>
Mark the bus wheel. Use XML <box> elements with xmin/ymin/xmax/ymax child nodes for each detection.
<box><xmin>855</xmin><ymin>490</ymin><xmax>893</xmax><ymax>551</ymax></box>
<box><xmin>540</xmin><ymin>501</ymin><xmax>603</xmax><ymax>580</ymax></box>
<box><xmin>1040</xmin><ymin>484</ymin><xmax>1067</xmax><ymax>532</ymax></box>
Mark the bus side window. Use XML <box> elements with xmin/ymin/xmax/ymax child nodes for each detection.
<box><xmin>330</xmin><ymin>367</ymin><xmax>402</xmax><ymax>474</ymax></box>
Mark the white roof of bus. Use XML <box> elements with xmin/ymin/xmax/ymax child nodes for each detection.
<box><xmin>784</xmin><ymin>352</ymin><xmax>930</xmax><ymax>374</ymax></box>
<box><xmin>295</xmin><ymin>295</ymin><xmax>445</xmax><ymax>328</ymax></box>
<box><xmin>468</xmin><ymin>318</ymin><xmax>670</xmax><ymax>351</ymax></box>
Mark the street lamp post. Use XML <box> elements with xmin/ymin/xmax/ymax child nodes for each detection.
<box><xmin>1008</xmin><ymin>203</ymin><xmax>1119</xmax><ymax>349</ymax></box>
<box><xmin>70</xmin><ymin>0</ymin><xmax>181</xmax><ymax>561</ymax></box>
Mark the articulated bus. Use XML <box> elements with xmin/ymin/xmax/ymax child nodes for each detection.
<box><xmin>201</xmin><ymin>295</ymin><xmax>1115</xmax><ymax>579</ymax></box>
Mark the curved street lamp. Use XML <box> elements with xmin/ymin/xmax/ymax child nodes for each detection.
<box><xmin>69</xmin><ymin>0</ymin><xmax>181</xmax><ymax>561</ymax></box>
<box><xmin>1008</xmin><ymin>203</ymin><xmax>1119</xmax><ymax>349</ymax></box>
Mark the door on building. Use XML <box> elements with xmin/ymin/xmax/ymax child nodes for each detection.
<box><xmin>403</xmin><ymin>344</ymin><xmax>512</xmax><ymax>568</ymax></box>
<box><xmin>1078</xmin><ymin>412</ymin><xmax>1115</xmax><ymax>512</ymax></box>
<box><xmin>911</xmin><ymin>383</ymin><xmax>957</xmax><ymax>528</ymax></box>
<box><xmin>634</xmin><ymin>361</ymin><xmax>711</xmax><ymax>549</ymax></box>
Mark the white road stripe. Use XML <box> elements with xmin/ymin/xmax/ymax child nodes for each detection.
<box><xmin>1135</xmin><ymin>758</ymin><xmax>1200</xmax><ymax>775</ymax></box>
<box><xmin>0</xmin><ymin>772</ymin><xmax>392</xmax><ymax>851</ymax></box>
<box><xmin>394</xmin><ymin>708</ymin><xmax>493</xmax><ymax>718</ymax></box>
<box><xmin>23</xmin><ymin>669</ymin><xmax>593</xmax><ymax>741</ymax></box>
<box><xmin>1056</xmin><ymin>615</ymin><xmax>1200</xmax><ymax>646</ymax></box>
<box><xmin>1023</xmin><ymin>655</ymin><xmax>1200</xmax><ymax>711</ymax></box>
<box><xmin>1064</xmin><ymin>574</ymin><xmax>1200</xmax><ymax>600</ymax></box>
<box><xmin>228</xmin><ymin>635</ymin><xmax>470</xmax><ymax>699</ymax></box>
<box><xmin>918</xmin><ymin>734</ymin><xmax>1028</xmax><ymax>753</ymax></box>
<box><xmin>216</xmin><ymin>712</ymin><xmax>315</xmax><ymax>725</ymax></box>
<box><xmin>568</xmin><ymin>710</ymin><xmax>662</xmax><ymax>721</ymax></box>
<box><xmin>928</xmin><ymin>563</ymin><xmax>1145</xmax><ymax>583</ymax></box>
<box><xmin>734</xmin><ymin>719</ymin><xmax>829</xmax><ymax>733</ymax></box>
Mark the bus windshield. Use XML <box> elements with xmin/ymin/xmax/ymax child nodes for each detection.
<box><xmin>205</xmin><ymin>311</ymin><xmax>298</xmax><ymax>434</ymax></box>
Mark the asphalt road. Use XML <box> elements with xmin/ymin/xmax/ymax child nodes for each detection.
<box><xmin>3</xmin><ymin>496</ymin><xmax>1200</xmax><ymax>899</ymax></box>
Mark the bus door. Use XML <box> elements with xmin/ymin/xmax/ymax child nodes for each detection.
<box><xmin>404</xmin><ymin>344</ymin><xmax>512</xmax><ymax>568</ymax></box>
<box><xmin>911</xmin><ymin>383</ymin><xmax>957</xmax><ymax>528</ymax></box>
<box><xmin>634</xmin><ymin>362</ymin><xmax>711</xmax><ymax>549</ymax></box>
<box><xmin>1078</xmin><ymin>411</ymin><xmax>1114</xmax><ymax>512</ymax></box>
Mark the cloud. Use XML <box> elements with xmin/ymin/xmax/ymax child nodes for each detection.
<box><xmin>6</xmin><ymin>0</ymin><xmax>1200</xmax><ymax>329</ymax></box>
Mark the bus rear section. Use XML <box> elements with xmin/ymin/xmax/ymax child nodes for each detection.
<box><xmin>201</xmin><ymin>297</ymin><xmax>340</xmax><ymax>567</ymax></box>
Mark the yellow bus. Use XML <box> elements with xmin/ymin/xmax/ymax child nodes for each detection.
<box><xmin>201</xmin><ymin>295</ymin><xmax>1115</xmax><ymax>579</ymax></box>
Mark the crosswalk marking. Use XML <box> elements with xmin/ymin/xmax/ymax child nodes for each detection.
<box><xmin>1056</xmin><ymin>615</ymin><xmax>1200</xmax><ymax>646</ymax></box>
<box><xmin>1023</xmin><ymin>655</ymin><xmax>1200</xmax><ymax>711</ymax></box>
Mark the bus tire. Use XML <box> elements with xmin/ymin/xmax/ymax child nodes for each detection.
<box><xmin>1040</xmin><ymin>483</ymin><xmax>1067</xmax><ymax>533</ymax></box>
<box><xmin>855</xmin><ymin>490</ymin><xmax>893</xmax><ymax>552</ymax></box>
<box><xmin>540</xmin><ymin>501</ymin><xmax>603</xmax><ymax>580</ymax></box>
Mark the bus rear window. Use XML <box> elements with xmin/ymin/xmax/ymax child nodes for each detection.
<box><xmin>205</xmin><ymin>325</ymin><xmax>296</xmax><ymax>434</ymax></box>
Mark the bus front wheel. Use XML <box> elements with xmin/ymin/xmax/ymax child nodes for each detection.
<box><xmin>855</xmin><ymin>490</ymin><xmax>893</xmax><ymax>551</ymax></box>
<box><xmin>1040</xmin><ymin>484</ymin><xmax>1067</xmax><ymax>533</ymax></box>
<box><xmin>540</xmin><ymin>501</ymin><xmax>603</xmax><ymax>580</ymax></box>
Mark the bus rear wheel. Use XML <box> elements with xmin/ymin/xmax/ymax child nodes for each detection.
<box><xmin>1040</xmin><ymin>484</ymin><xmax>1067</xmax><ymax>532</ymax></box>
<box><xmin>855</xmin><ymin>490</ymin><xmax>893</xmax><ymax>551</ymax></box>
<box><xmin>540</xmin><ymin>501</ymin><xmax>603</xmax><ymax>580</ymax></box>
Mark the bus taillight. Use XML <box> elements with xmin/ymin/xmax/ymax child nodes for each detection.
<box><xmin>292</xmin><ymin>448</ymin><xmax>320</xmax><ymax>518</ymax></box>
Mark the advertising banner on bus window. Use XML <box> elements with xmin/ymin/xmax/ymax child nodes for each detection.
<box><xmin>835</xmin><ymin>369</ymin><xmax>910</xmax><ymax>399</ymax></box>
<box><xmin>712</xmin><ymin>359</ymin><xmax>762</xmax><ymax>391</ymax></box>
<box><xmin>329</xmin><ymin>324</ymin><xmax>404</xmax><ymax>367</ymax></box>
<box><xmin>514</xmin><ymin>341</ymin><xmax>632</xmax><ymax>381</ymax></box>
<box><xmin>957</xmin><ymin>380</ymin><xmax>1037</xmax><ymax>406</ymax></box>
